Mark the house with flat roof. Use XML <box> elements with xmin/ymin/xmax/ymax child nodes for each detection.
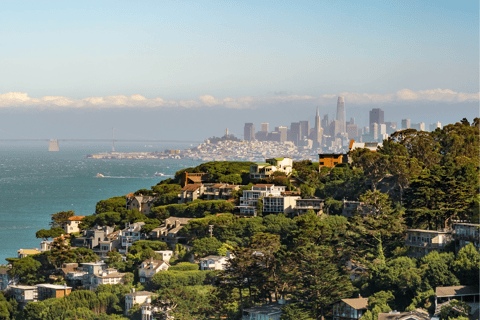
<box><xmin>36</xmin><ymin>284</ymin><xmax>72</xmax><ymax>300</ymax></box>
<box><xmin>17</xmin><ymin>248</ymin><xmax>41</xmax><ymax>259</ymax></box>
<box><xmin>318</xmin><ymin>153</ymin><xmax>349</xmax><ymax>169</ymax></box>
<box><xmin>10</xmin><ymin>285</ymin><xmax>38</xmax><ymax>307</ymax></box>
<box><xmin>294</xmin><ymin>198</ymin><xmax>324</xmax><ymax>216</ymax></box>
<box><xmin>263</xmin><ymin>195</ymin><xmax>300</xmax><ymax>215</ymax></box>
<box><xmin>239</xmin><ymin>184</ymin><xmax>286</xmax><ymax>216</ymax></box>
<box><xmin>405</xmin><ymin>229</ymin><xmax>452</xmax><ymax>258</ymax></box>
<box><xmin>452</xmin><ymin>222</ymin><xmax>479</xmax><ymax>251</ymax></box>
<box><xmin>250</xmin><ymin>157</ymin><xmax>292</xmax><ymax>179</ymax></box>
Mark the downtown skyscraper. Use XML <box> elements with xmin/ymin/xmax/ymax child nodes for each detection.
<box><xmin>314</xmin><ymin>107</ymin><xmax>322</xmax><ymax>148</ymax></box>
<box><xmin>336</xmin><ymin>97</ymin><xmax>346</xmax><ymax>133</ymax></box>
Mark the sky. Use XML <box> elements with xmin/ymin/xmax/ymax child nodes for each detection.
<box><xmin>0</xmin><ymin>0</ymin><xmax>478</xmax><ymax>140</ymax></box>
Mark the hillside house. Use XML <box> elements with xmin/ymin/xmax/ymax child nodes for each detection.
<box><xmin>149</xmin><ymin>217</ymin><xmax>192</xmax><ymax>246</ymax></box>
<box><xmin>318</xmin><ymin>154</ymin><xmax>349</xmax><ymax>169</ymax></box>
<box><xmin>250</xmin><ymin>157</ymin><xmax>292</xmax><ymax>179</ymax></box>
<box><xmin>178</xmin><ymin>184</ymin><xmax>204</xmax><ymax>203</ymax></box>
<box><xmin>154</xmin><ymin>250</ymin><xmax>173</xmax><ymax>262</ymax></box>
<box><xmin>332</xmin><ymin>297</ymin><xmax>368</xmax><ymax>320</ymax></box>
<box><xmin>294</xmin><ymin>198</ymin><xmax>324</xmax><ymax>216</ymax></box>
<box><xmin>71</xmin><ymin>225</ymin><xmax>115</xmax><ymax>250</ymax></box>
<box><xmin>10</xmin><ymin>285</ymin><xmax>38</xmax><ymax>308</ymax></box>
<box><xmin>378</xmin><ymin>309</ymin><xmax>430</xmax><ymax>320</ymax></box>
<box><xmin>239</xmin><ymin>184</ymin><xmax>286</xmax><ymax>216</ymax></box>
<box><xmin>139</xmin><ymin>259</ymin><xmax>169</xmax><ymax>283</ymax></box>
<box><xmin>127</xmin><ymin>195</ymin><xmax>156</xmax><ymax>215</ymax></box>
<box><xmin>435</xmin><ymin>286</ymin><xmax>479</xmax><ymax>318</ymax></box>
<box><xmin>405</xmin><ymin>229</ymin><xmax>452</xmax><ymax>258</ymax></box>
<box><xmin>36</xmin><ymin>284</ymin><xmax>72</xmax><ymax>300</ymax></box>
<box><xmin>452</xmin><ymin>222</ymin><xmax>479</xmax><ymax>251</ymax></box>
<box><xmin>61</xmin><ymin>215</ymin><xmax>85</xmax><ymax>234</ymax></box>
<box><xmin>125</xmin><ymin>289</ymin><xmax>155</xmax><ymax>315</ymax></box>
<box><xmin>200</xmin><ymin>252</ymin><xmax>233</xmax><ymax>271</ymax></box>
<box><xmin>119</xmin><ymin>222</ymin><xmax>145</xmax><ymax>254</ymax></box>
<box><xmin>263</xmin><ymin>195</ymin><xmax>300</xmax><ymax>215</ymax></box>
<box><xmin>17</xmin><ymin>248</ymin><xmax>41</xmax><ymax>259</ymax></box>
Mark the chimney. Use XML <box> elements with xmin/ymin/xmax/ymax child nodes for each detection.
<box><xmin>358</xmin><ymin>294</ymin><xmax>362</xmax><ymax>298</ymax></box>
<box><xmin>131</xmin><ymin>288</ymin><xmax>135</xmax><ymax>293</ymax></box>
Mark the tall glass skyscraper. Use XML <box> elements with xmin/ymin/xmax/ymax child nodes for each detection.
<box><xmin>336</xmin><ymin>97</ymin><xmax>346</xmax><ymax>134</ymax></box>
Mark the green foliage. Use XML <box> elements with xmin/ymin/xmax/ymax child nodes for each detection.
<box><xmin>218</xmin><ymin>173</ymin><xmax>243</xmax><ymax>184</ymax></box>
<box><xmin>281</xmin><ymin>302</ymin><xmax>315</xmax><ymax>320</ymax></box>
<box><xmin>50</xmin><ymin>210</ymin><xmax>75</xmax><ymax>227</ymax></box>
<box><xmin>452</xmin><ymin>243</ymin><xmax>479</xmax><ymax>285</ymax></box>
<box><xmin>80</xmin><ymin>209</ymin><xmax>154</xmax><ymax>231</ymax></box>
<box><xmin>175</xmin><ymin>161</ymin><xmax>253</xmax><ymax>183</ymax></box>
<box><xmin>151</xmin><ymin>271</ymin><xmax>210</xmax><ymax>290</ymax></box>
<box><xmin>96</xmin><ymin>197</ymin><xmax>127</xmax><ymax>214</ymax></box>
<box><xmin>152</xmin><ymin>285</ymin><xmax>215</xmax><ymax>319</ymax></box>
<box><xmin>150</xmin><ymin>200</ymin><xmax>235</xmax><ymax>220</ymax></box>
<box><xmin>420</xmin><ymin>251</ymin><xmax>459</xmax><ymax>288</ymax></box>
<box><xmin>21</xmin><ymin>288</ymin><xmax>130</xmax><ymax>320</ymax></box>
<box><xmin>169</xmin><ymin>262</ymin><xmax>199</xmax><ymax>271</ymax></box>
<box><xmin>35</xmin><ymin>227</ymin><xmax>65</xmax><ymax>240</ymax></box>
<box><xmin>439</xmin><ymin>300</ymin><xmax>471</xmax><ymax>320</ymax></box>
<box><xmin>9</xmin><ymin>256</ymin><xmax>43</xmax><ymax>285</ymax></box>
<box><xmin>192</xmin><ymin>237</ymin><xmax>223</xmax><ymax>256</ymax></box>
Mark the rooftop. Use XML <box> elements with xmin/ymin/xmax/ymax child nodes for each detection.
<box><xmin>435</xmin><ymin>286</ymin><xmax>479</xmax><ymax>297</ymax></box>
<box><xmin>341</xmin><ymin>297</ymin><xmax>368</xmax><ymax>310</ymax></box>
<box><xmin>67</xmin><ymin>216</ymin><xmax>85</xmax><ymax>221</ymax></box>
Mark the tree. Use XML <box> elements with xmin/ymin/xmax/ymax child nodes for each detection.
<box><xmin>35</xmin><ymin>227</ymin><xmax>65</xmax><ymax>240</ymax></box>
<box><xmin>50</xmin><ymin>210</ymin><xmax>75</xmax><ymax>227</ymax></box>
<box><xmin>452</xmin><ymin>243</ymin><xmax>479</xmax><ymax>285</ymax></box>
<box><xmin>294</xmin><ymin>243</ymin><xmax>354</xmax><ymax>319</ymax></box>
<box><xmin>420</xmin><ymin>251</ymin><xmax>459</xmax><ymax>288</ymax></box>
<box><xmin>439</xmin><ymin>300</ymin><xmax>470</xmax><ymax>320</ymax></box>
<box><xmin>192</xmin><ymin>237</ymin><xmax>223</xmax><ymax>256</ymax></box>
<box><xmin>9</xmin><ymin>256</ymin><xmax>43</xmax><ymax>285</ymax></box>
<box><xmin>300</xmin><ymin>185</ymin><xmax>315</xmax><ymax>199</ymax></box>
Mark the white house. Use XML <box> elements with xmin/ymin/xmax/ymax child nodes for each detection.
<box><xmin>200</xmin><ymin>252</ymin><xmax>233</xmax><ymax>271</ymax></box>
<box><xmin>250</xmin><ymin>157</ymin><xmax>293</xmax><ymax>179</ymax></box>
<box><xmin>138</xmin><ymin>259</ymin><xmax>169</xmax><ymax>283</ymax></box>
<box><xmin>125</xmin><ymin>289</ymin><xmax>154</xmax><ymax>315</ymax></box>
<box><xmin>154</xmin><ymin>250</ymin><xmax>173</xmax><ymax>262</ymax></box>
<box><xmin>239</xmin><ymin>184</ymin><xmax>286</xmax><ymax>216</ymax></box>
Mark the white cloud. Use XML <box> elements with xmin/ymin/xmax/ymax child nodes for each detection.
<box><xmin>0</xmin><ymin>88</ymin><xmax>478</xmax><ymax>110</ymax></box>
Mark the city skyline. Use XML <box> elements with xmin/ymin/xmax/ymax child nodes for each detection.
<box><xmin>0</xmin><ymin>1</ymin><xmax>478</xmax><ymax>140</ymax></box>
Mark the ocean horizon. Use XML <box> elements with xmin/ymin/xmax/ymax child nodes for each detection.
<box><xmin>0</xmin><ymin>142</ymin><xmax>203</xmax><ymax>263</ymax></box>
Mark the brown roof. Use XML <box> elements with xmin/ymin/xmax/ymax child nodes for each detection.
<box><xmin>0</xmin><ymin>269</ymin><xmax>8</xmax><ymax>275</ymax></box>
<box><xmin>341</xmin><ymin>297</ymin><xmax>368</xmax><ymax>310</ymax></box>
<box><xmin>435</xmin><ymin>286</ymin><xmax>479</xmax><ymax>297</ymax></box>
<box><xmin>127</xmin><ymin>291</ymin><xmax>154</xmax><ymax>298</ymax></box>
<box><xmin>68</xmin><ymin>216</ymin><xmax>85</xmax><ymax>221</ymax></box>
<box><xmin>254</xmin><ymin>184</ymin><xmax>274</xmax><ymax>188</ymax></box>
<box><xmin>182</xmin><ymin>184</ymin><xmax>202</xmax><ymax>191</ymax></box>
<box><xmin>378</xmin><ymin>309</ymin><xmax>430</xmax><ymax>320</ymax></box>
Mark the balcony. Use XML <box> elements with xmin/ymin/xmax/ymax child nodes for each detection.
<box><xmin>405</xmin><ymin>241</ymin><xmax>448</xmax><ymax>249</ymax></box>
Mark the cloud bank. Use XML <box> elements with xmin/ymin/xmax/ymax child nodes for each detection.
<box><xmin>0</xmin><ymin>89</ymin><xmax>478</xmax><ymax>110</ymax></box>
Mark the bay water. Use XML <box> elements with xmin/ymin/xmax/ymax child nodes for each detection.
<box><xmin>0</xmin><ymin>142</ymin><xmax>202</xmax><ymax>263</ymax></box>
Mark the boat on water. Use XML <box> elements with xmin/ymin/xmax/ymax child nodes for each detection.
<box><xmin>154</xmin><ymin>172</ymin><xmax>165</xmax><ymax>177</ymax></box>
<box><xmin>96</xmin><ymin>173</ymin><xmax>105</xmax><ymax>178</ymax></box>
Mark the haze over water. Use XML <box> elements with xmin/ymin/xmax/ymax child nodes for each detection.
<box><xmin>0</xmin><ymin>142</ymin><xmax>202</xmax><ymax>263</ymax></box>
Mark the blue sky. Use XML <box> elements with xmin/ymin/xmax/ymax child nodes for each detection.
<box><xmin>0</xmin><ymin>0</ymin><xmax>478</xmax><ymax>139</ymax></box>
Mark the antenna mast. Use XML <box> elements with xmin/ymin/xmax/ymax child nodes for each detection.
<box><xmin>112</xmin><ymin>128</ymin><xmax>115</xmax><ymax>153</ymax></box>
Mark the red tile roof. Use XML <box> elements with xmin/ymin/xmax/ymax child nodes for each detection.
<box><xmin>68</xmin><ymin>216</ymin><xmax>85</xmax><ymax>221</ymax></box>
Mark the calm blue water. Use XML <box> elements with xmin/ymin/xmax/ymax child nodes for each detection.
<box><xmin>0</xmin><ymin>142</ymin><xmax>202</xmax><ymax>263</ymax></box>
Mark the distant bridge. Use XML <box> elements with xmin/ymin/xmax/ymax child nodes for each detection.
<box><xmin>0</xmin><ymin>139</ymin><xmax>203</xmax><ymax>151</ymax></box>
